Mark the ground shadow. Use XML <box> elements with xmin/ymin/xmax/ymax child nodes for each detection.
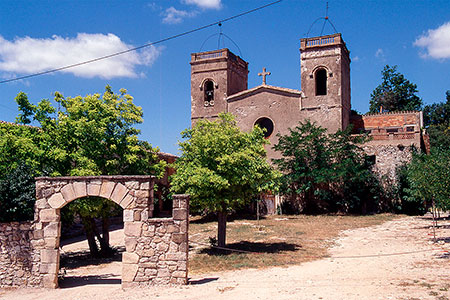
<box><xmin>190</xmin><ymin>214</ymin><xmax>268</xmax><ymax>224</ymax></box>
<box><xmin>188</xmin><ymin>277</ymin><xmax>219</xmax><ymax>285</ymax></box>
<box><xmin>199</xmin><ymin>241</ymin><xmax>301</xmax><ymax>255</ymax></box>
<box><xmin>59</xmin><ymin>274</ymin><xmax>121</xmax><ymax>288</ymax></box>
<box><xmin>61</xmin><ymin>223</ymin><xmax>124</xmax><ymax>247</ymax></box>
<box><xmin>60</xmin><ymin>246</ymin><xmax>125</xmax><ymax>270</ymax></box>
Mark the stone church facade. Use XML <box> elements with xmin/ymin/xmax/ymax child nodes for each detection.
<box><xmin>190</xmin><ymin>33</ymin><xmax>427</xmax><ymax>209</ymax></box>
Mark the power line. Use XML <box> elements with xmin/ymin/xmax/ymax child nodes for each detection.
<box><xmin>0</xmin><ymin>0</ymin><xmax>282</xmax><ymax>85</ymax></box>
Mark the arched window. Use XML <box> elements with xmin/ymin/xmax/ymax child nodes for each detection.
<box><xmin>254</xmin><ymin>117</ymin><xmax>274</xmax><ymax>138</ymax></box>
<box><xmin>204</xmin><ymin>80</ymin><xmax>214</xmax><ymax>106</ymax></box>
<box><xmin>315</xmin><ymin>68</ymin><xmax>327</xmax><ymax>96</ymax></box>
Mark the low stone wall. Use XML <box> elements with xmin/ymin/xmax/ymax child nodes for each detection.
<box><xmin>0</xmin><ymin>222</ymin><xmax>40</xmax><ymax>287</ymax></box>
<box><xmin>122</xmin><ymin>195</ymin><xmax>189</xmax><ymax>288</ymax></box>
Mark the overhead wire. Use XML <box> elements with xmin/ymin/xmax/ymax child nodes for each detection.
<box><xmin>0</xmin><ymin>0</ymin><xmax>283</xmax><ymax>85</ymax></box>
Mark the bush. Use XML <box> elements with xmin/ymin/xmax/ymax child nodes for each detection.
<box><xmin>0</xmin><ymin>163</ymin><xmax>36</xmax><ymax>222</ymax></box>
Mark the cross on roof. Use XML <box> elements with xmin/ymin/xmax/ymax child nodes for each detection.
<box><xmin>258</xmin><ymin>67</ymin><xmax>271</xmax><ymax>85</ymax></box>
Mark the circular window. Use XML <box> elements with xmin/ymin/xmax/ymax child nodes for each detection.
<box><xmin>254</xmin><ymin>117</ymin><xmax>274</xmax><ymax>138</ymax></box>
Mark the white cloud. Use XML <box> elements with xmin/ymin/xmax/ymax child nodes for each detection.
<box><xmin>182</xmin><ymin>0</ymin><xmax>222</xmax><ymax>10</ymax></box>
<box><xmin>162</xmin><ymin>7</ymin><xmax>197</xmax><ymax>24</ymax></box>
<box><xmin>375</xmin><ymin>48</ymin><xmax>386</xmax><ymax>61</ymax></box>
<box><xmin>0</xmin><ymin>33</ymin><xmax>162</xmax><ymax>79</ymax></box>
<box><xmin>352</xmin><ymin>56</ymin><xmax>360</xmax><ymax>62</ymax></box>
<box><xmin>414</xmin><ymin>22</ymin><xmax>450</xmax><ymax>59</ymax></box>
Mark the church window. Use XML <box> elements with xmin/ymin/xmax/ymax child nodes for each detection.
<box><xmin>255</xmin><ymin>117</ymin><xmax>274</xmax><ymax>138</ymax></box>
<box><xmin>204</xmin><ymin>80</ymin><xmax>214</xmax><ymax>106</ymax></box>
<box><xmin>315</xmin><ymin>68</ymin><xmax>327</xmax><ymax>96</ymax></box>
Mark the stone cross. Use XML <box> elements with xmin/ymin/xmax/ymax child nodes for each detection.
<box><xmin>258</xmin><ymin>67</ymin><xmax>271</xmax><ymax>85</ymax></box>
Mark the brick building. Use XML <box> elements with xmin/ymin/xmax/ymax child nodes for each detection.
<box><xmin>190</xmin><ymin>33</ymin><xmax>428</xmax><ymax>212</ymax></box>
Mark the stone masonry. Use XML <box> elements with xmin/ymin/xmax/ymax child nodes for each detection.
<box><xmin>0</xmin><ymin>175</ymin><xmax>189</xmax><ymax>289</ymax></box>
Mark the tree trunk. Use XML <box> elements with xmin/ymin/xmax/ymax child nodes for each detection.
<box><xmin>102</xmin><ymin>217</ymin><xmax>110</xmax><ymax>246</ymax></box>
<box><xmin>82</xmin><ymin>216</ymin><xmax>99</xmax><ymax>257</ymax></box>
<box><xmin>217</xmin><ymin>211</ymin><xmax>227</xmax><ymax>248</ymax></box>
<box><xmin>91</xmin><ymin>218</ymin><xmax>111</xmax><ymax>256</ymax></box>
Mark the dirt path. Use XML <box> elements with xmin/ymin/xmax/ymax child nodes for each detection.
<box><xmin>1</xmin><ymin>215</ymin><xmax>449</xmax><ymax>300</ymax></box>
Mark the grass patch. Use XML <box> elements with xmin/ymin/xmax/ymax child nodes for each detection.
<box><xmin>189</xmin><ymin>213</ymin><xmax>399</xmax><ymax>274</ymax></box>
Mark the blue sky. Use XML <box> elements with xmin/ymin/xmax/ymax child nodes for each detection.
<box><xmin>1</xmin><ymin>0</ymin><xmax>449</xmax><ymax>155</ymax></box>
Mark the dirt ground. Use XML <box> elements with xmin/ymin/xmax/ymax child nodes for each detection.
<box><xmin>1</xmin><ymin>214</ymin><xmax>449</xmax><ymax>300</ymax></box>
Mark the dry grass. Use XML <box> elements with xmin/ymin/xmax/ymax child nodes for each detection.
<box><xmin>189</xmin><ymin>213</ymin><xmax>399</xmax><ymax>274</ymax></box>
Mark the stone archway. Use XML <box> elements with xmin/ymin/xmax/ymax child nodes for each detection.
<box><xmin>33</xmin><ymin>176</ymin><xmax>189</xmax><ymax>288</ymax></box>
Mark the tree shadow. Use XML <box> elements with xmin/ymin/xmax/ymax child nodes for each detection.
<box><xmin>188</xmin><ymin>277</ymin><xmax>219</xmax><ymax>285</ymax></box>
<box><xmin>199</xmin><ymin>241</ymin><xmax>301</xmax><ymax>255</ymax></box>
<box><xmin>60</xmin><ymin>246</ymin><xmax>125</xmax><ymax>270</ymax></box>
<box><xmin>59</xmin><ymin>274</ymin><xmax>121</xmax><ymax>288</ymax></box>
<box><xmin>190</xmin><ymin>213</ymin><xmax>268</xmax><ymax>224</ymax></box>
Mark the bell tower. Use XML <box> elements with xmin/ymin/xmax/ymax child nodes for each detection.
<box><xmin>300</xmin><ymin>33</ymin><xmax>351</xmax><ymax>131</ymax></box>
<box><xmin>190</xmin><ymin>48</ymin><xmax>248</xmax><ymax>126</ymax></box>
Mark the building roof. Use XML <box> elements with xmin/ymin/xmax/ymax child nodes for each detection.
<box><xmin>226</xmin><ymin>84</ymin><xmax>304</xmax><ymax>103</ymax></box>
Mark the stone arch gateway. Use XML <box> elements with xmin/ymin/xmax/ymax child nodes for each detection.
<box><xmin>33</xmin><ymin>176</ymin><xmax>189</xmax><ymax>288</ymax></box>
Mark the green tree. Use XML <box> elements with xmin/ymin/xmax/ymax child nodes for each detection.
<box><xmin>406</xmin><ymin>148</ymin><xmax>450</xmax><ymax>212</ymax></box>
<box><xmin>423</xmin><ymin>90</ymin><xmax>450</xmax><ymax>148</ymax></box>
<box><xmin>273</xmin><ymin>120</ymin><xmax>379</xmax><ymax>214</ymax></box>
<box><xmin>170</xmin><ymin>113</ymin><xmax>280</xmax><ymax>247</ymax></box>
<box><xmin>14</xmin><ymin>87</ymin><xmax>165</xmax><ymax>256</ymax></box>
<box><xmin>369</xmin><ymin>65</ymin><xmax>423</xmax><ymax>113</ymax></box>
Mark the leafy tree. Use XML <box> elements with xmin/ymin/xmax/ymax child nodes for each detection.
<box><xmin>369</xmin><ymin>65</ymin><xmax>423</xmax><ymax>113</ymax></box>
<box><xmin>13</xmin><ymin>87</ymin><xmax>165</xmax><ymax>256</ymax></box>
<box><xmin>273</xmin><ymin>120</ymin><xmax>379</xmax><ymax>214</ymax></box>
<box><xmin>423</xmin><ymin>90</ymin><xmax>450</xmax><ymax>148</ymax></box>
<box><xmin>170</xmin><ymin>113</ymin><xmax>280</xmax><ymax>247</ymax></box>
<box><xmin>405</xmin><ymin>148</ymin><xmax>450</xmax><ymax>212</ymax></box>
<box><xmin>0</xmin><ymin>163</ymin><xmax>36</xmax><ymax>222</ymax></box>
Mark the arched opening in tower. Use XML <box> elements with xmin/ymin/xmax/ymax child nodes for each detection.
<box><xmin>315</xmin><ymin>68</ymin><xmax>327</xmax><ymax>96</ymax></box>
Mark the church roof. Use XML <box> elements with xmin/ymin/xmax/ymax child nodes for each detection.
<box><xmin>226</xmin><ymin>85</ymin><xmax>304</xmax><ymax>103</ymax></box>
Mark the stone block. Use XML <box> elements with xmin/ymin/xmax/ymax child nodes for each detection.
<box><xmin>122</xmin><ymin>252</ymin><xmax>140</xmax><ymax>264</ymax></box>
<box><xmin>120</xmin><ymin>194</ymin><xmax>134</xmax><ymax>209</ymax></box>
<box><xmin>179</xmin><ymin>242</ymin><xmax>188</xmax><ymax>253</ymax></box>
<box><xmin>33</xmin><ymin>229</ymin><xmax>44</xmax><ymax>239</ymax></box>
<box><xmin>60</xmin><ymin>184</ymin><xmax>76</xmax><ymax>202</ymax></box>
<box><xmin>133</xmin><ymin>210</ymin><xmax>141</xmax><ymax>221</ymax></box>
<box><xmin>39</xmin><ymin>209</ymin><xmax>59</xmax><ymax>222</ymax></box>
<box><xmin>124</xmin><ymin>222</ymin><xmax>142</xmax><ymax>237</ymax></box>
<box><xmin>40</xmin><ymin>263</ymin><xmax>58</xmax><ymax>274</ymax></box>
<box><xmin>144</xmin><ymin>268</ymin><xmax>157</xmax><ymax>276</ymax></box>
<box><xmin>42</xmin><ymin>273</ymin><xmax>58</xmax><ymax>288</ymax></box>
<box><xmin>73</xmin><ymin>181</ymin><xmax>87</xmax><ymax>199</ymax></box>
<box><xmin>165</xmin><ymin>252</ymin><xmax>186</xmax><ymax>261</ymax></box>
<box><xmin>111</xmin><ymin>183</ymin><xmax>128</xmax><ymax>205</ymax></box>
<box><xmin>124</xmin><ymin>237</ymin><xmax>137</xmax><ymax>252</ymax></box>
<box><xmin>125</xmin><ymin>181</ymin><xmax>139</xmax><ymax>189</ymax></box>
<box><xmin>157</xmin><ymin>242</ymin><xmax>169</xmax><ymax>252</ymax></box>
<box><xmin>87</xmin><ymin>183</ymin><xmax>101</xmax><ymax>196</ymax></box>
<box><xmin>142</xmin><ymin>249</ymin><xmax>155</xmax><ymax>257</ymax></box>
<box><xmin>167</xmin><ymin>224</ymin><xmax>180</xmax><ymax>233</ymax></box>
<box><xmin>141</xmin><ymin>210</ymin><xmax>149</xmax><ymax>221</ymax></box>
<box><xmin>172</xmin><ymin>233</ymin><xmax>186</xmax><ymax>244</ymax></box>
<box><xmin>35</xmin><ymin>198</ymin><xmax>48</xmax><ymax>209</ymax></box>
<box><xmin>177</xmin><ymin>261</ymin><xmax>187</xmax><ymax>271</ymax></box>
<box><xmin>40</xmin><ymin>249</ymin><xmax>59</xmax><ymax>264</ymax></box>
<box><xmin>122</xmin><ymin>264</ymin><xmax>138</xmax><ymax>282</ymax></box>
<box><xmin>157</xmin><ymin>268</ymin><xmax>170</xmax><ymax>278</ymax></box>
<box><xmin>135</xmin><ymin>190</ymin><xmax>149</xmax><ymax>200</ymax></box>
<box><xmin>44</xmin><ymin>237</ymin><xmax>59</xmax><ymax>249</ymax></box>
<box><xmin>140</xmin><ymin>182</ymin><xmax>150</xmax><ymax>190</ymax></box>
<box><xmin>123</xmin><ymin>210</ymin><xmax>134</xmax><ymax>222</ymax></box>
<box><xmin>172</xmin><ymin>271</ymin><xmax>186</xmax><ymax>278</ymax></box>
<box><xmin>43</xmin><ymin>222</ymin><xmax>59</xmax><ymax>238</ymax></box>
<box><xmin>100</xmin><ymin>181</ymin><xmax>116</xmax><ymax>199</ymax></box>
<box><xmin>172</xmin><ymin>209</ymin><xmax>187</xmax><ymax>220</ymax></box>
<box><xmin>48</xmin><ymin>193</ymin><xmax>65</xmax><ymax>209</ymax></box>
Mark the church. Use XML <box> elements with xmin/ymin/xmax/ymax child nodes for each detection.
<box><xmin>189</xmin><ymin>33</ymin><xmax>428</xmax><ymax>198</ymax></box>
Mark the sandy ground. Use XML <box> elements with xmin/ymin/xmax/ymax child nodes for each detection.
<box><xmin>1</xmin><ymin>215</ymin><xmax>449</xmax><ymax>300</ymax></box>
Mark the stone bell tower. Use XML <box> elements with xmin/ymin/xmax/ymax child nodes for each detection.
<box><xmin>190</xmin><ymin>48</ymin><xmax>248</xmax><ymax>126</ymax></box>
<box><xmin>300</xmin><ymin>33</ymin><xmax>351</xmax><ymax>131</ymax></box>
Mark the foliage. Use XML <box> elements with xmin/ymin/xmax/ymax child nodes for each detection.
<box><xmin>369</xmin><ymin>65</ymin><xmax>423</xmax><ymax>113</ymax></box>
<box><xmin>6</xmin><ymin>87</ymin><xmax>165</xmax><ymax>256</ymax></box>
<box><xmin>392</xmin><ymin>162</ymin><xmax>426</xmax><ymax>215</ymax></box>
<box><xmin>273</xmin><ymin>120</ymin><xmax>380</xmax><ymax>214</ymax></box>
<box><xmin>404</xmin><ymin>148</ymin><xmax>450</xmax><ymax>212</ymax></box>
<box><xmin>423</xmin><ymin>90</ymin><xmax>450</xmax><ymax>148</ymax></box>
<box><xmin>0</xmin><ymin>163</ymin><xmax>36</xmax><ymax>222</ymax></box>
<box><xmin>171</xmin><ymin>113</ymin><xmax>280</xmax><ymax>246</ymax></box>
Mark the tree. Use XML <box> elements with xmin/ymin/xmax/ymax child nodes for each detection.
<box><xmin>273</xmin><ymin>120</ymin><xmax>379</xmax><ymax>214</ymax></box>
<box><xmin>423</xmin><ymin>90</ymin><xmax>450</xmax><ymax>148</ymax></box>
<box><xmin>14</xmin><ymin>87</ymin><xmax>165</xmax><ymax>256</ymax></box>
<box><xmin>170</xmin><ymin>113</ymin><xmax>280</xmax><ymax>247</ymax></box>
<box><xmin>369</xmin><ymin>65</ymin><xmax>423</xmax><ymax>113</ymax></box>
<box><xmin>406</xmin><ymin>149</ymin><xmax>450</xmax><ymax>212</ymax></box>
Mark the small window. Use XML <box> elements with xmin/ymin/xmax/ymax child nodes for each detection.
<box><xmin>255</xmin><ymin>117</ymin><xmax>274</xmax><ymax>138</ymax></box>
<box><xmin>406</xmin><ymin>126</ymin><xmax>414</xmax><ymax>132</ymax></box>
<box><xmin>386</xmin><ymin>128</ymin><xmax>399</xmax><ymax>133</ymax></box>
<box><xmin>315</xmin><ymin>68</ymin><xmax>327</xmax><ymax>96</ymax></box>
<box><xmin>204</xmin><ymin>80</ymin><xmax>214</xmax><ymax>106</ymax></box>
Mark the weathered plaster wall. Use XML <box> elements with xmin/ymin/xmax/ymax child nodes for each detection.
<box><xmin>0</xmin><ymin>222</ymin><xmax>40</xmax><ymax>287</ymax></box>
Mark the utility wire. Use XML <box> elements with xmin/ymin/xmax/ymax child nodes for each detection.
<box><xmin>0</xmin><ymin>0</ymin><xmax>282</xmax><ymax>85</ymax></box>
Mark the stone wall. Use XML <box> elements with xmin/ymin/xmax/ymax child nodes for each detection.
<box><xmin>122</xmin><ymin>194</ymin><xmax>189</xmax><ymax>288</ymax></box>
<box><xmin>0</xmin><ymin>222</ymin><xmax>40</xmax><ymax>287</ymax></box>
